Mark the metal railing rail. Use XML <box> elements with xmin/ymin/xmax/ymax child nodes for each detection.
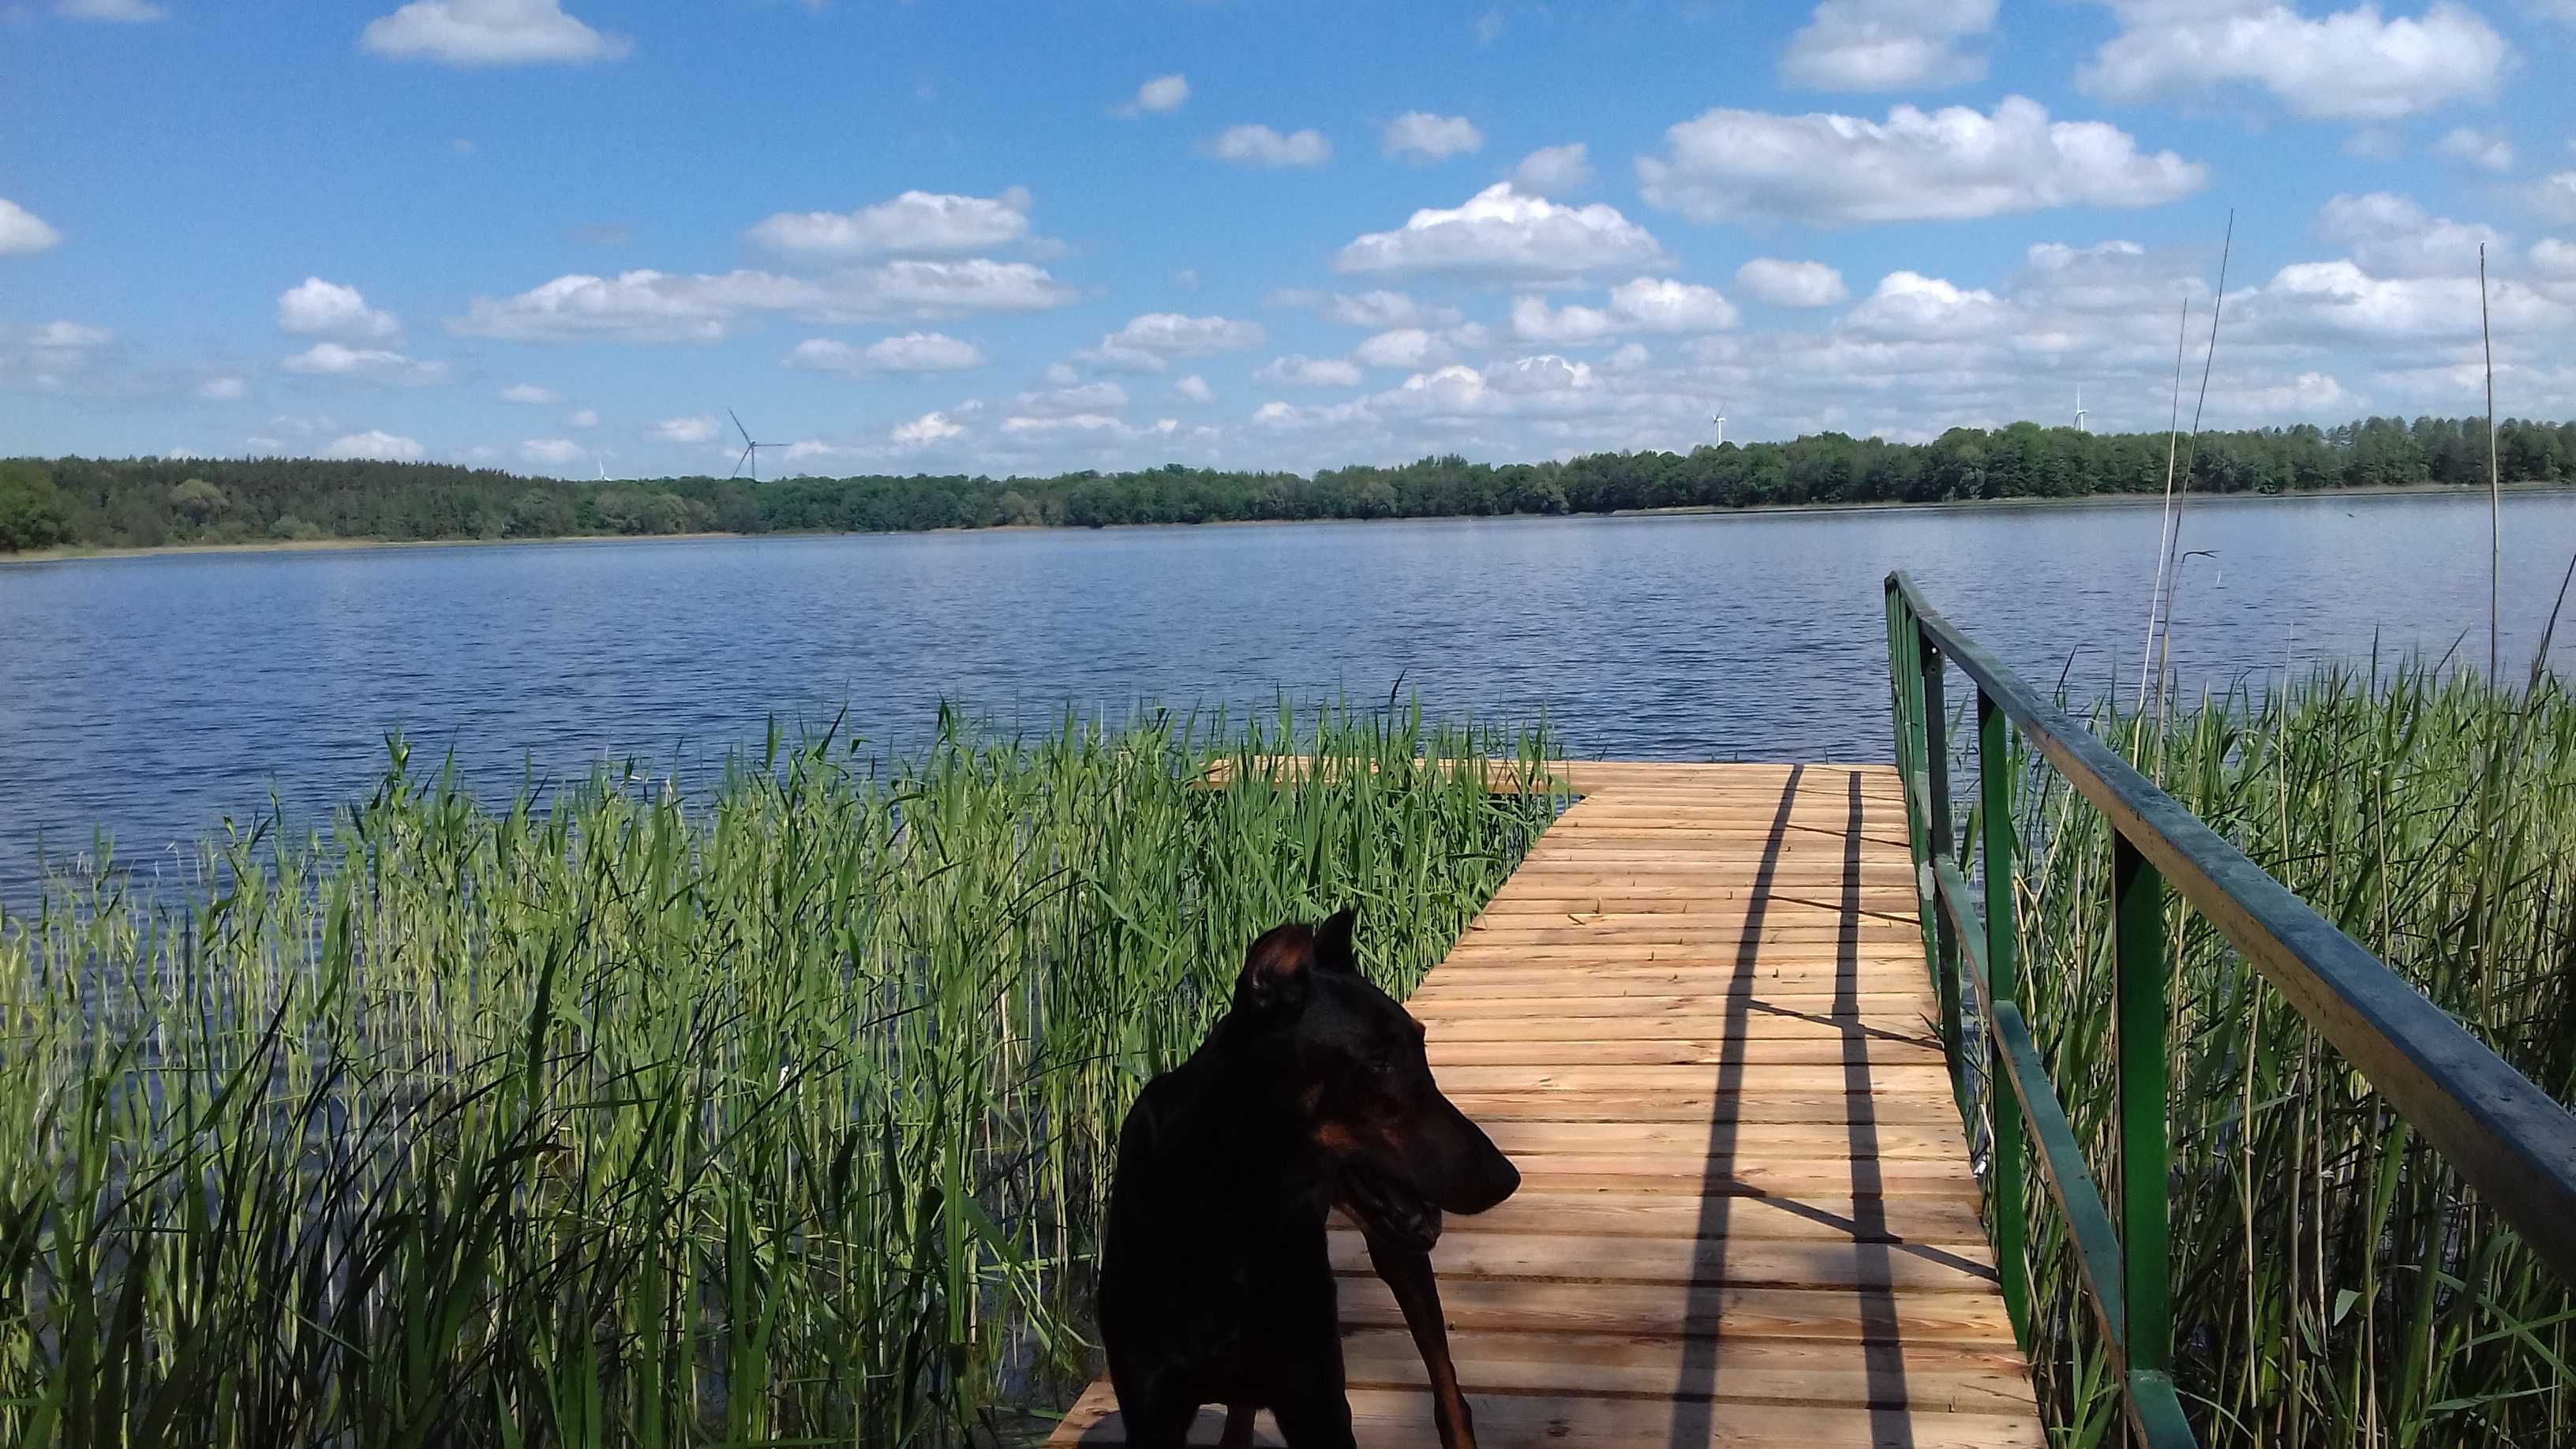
<box><xmin>1883</xmin><ymin>571</ymin><xmax>2576</xmax><ymax>1449</ymax></box>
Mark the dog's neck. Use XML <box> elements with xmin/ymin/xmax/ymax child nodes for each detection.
<box><xmin>1155</xmin><ymin>1016</ymin><xmax>1338</xmax><ymax>1231</ymax></box>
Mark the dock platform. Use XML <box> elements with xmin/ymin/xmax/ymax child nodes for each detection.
<box><xmin>1050</xmin><ymin>762</ymin><xmax>2043</xmax><ymax>1447</ymax></box>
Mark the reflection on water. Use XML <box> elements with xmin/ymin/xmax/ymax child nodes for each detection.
<box><xmin>6</xmin><ymin>488</ymin><xmax>2574</xmax><ymax>891</ymax></box>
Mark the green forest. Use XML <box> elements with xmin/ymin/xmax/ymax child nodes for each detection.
<box><xmin>5</xmin><ymin>414</ymin><xmax>2573</xmax><ymax>552</ymax></box>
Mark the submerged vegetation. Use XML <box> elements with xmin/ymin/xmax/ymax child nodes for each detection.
<box><xmin>6</xmin><ymin>413</ymin><xmax>2574</xmax><ymax>551</ymax></box>
<box><xmin>0</xmin><ymin>709</ymin><xmax>1563</xmax><ymax>1447</ymax></box>
<box><xmin>1999</xmin><ymin>667</ymin><xmax>2576</xmax><ymax>1447</ymax></box>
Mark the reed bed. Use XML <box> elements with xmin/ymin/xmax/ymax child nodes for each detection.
<box><xmin>1993</xmin><ymin>666</ymin><xmax>2576</xmax><ymax>1447</ymax></box>
<box><xmin>0</xmin><ymin>706</ymin><xmax>1563</xmax><ymax>1448</ymax></box>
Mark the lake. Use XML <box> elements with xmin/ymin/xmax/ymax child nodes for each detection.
<box><xmin>6</xmin><ymin>488</ymin><xmax>2575</xmax><ymax>895</ymax></box>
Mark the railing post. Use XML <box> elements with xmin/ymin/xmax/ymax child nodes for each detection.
<box><xmin>2113</xmin><ymin>835</ymin><xmax>2175</xmax><ymax>1391</ymax></box>
<box><xmin>1919</xmin><ymin>629</ymin><xmax>1964</xmax><ymax>1114</ymax></box>
<box><xmin>1889</xmin><ymin>589</ymin><xmax>1936</xmax><ymax>979</ymax></box>
<box><xmin>1977</xmin><ymin>688</ymin><xmax>2030</xmax><ymax>1346</ymax></box>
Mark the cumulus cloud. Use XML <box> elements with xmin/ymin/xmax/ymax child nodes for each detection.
<box><xmin>892</xmin><ymin>410</ymin><xmax>965</xmax><ymax>445</ymax></box>
<box><xmin>282</xmin><ymin>343</ymin><xmax>447</xmax><ymax>384</ymax></box>
<box><xmin>785</xmin><ymin>331</ymin><xmax>987</xmax><ymax>375</ymax></box>
<box><xmin>359</xmin><ymin>0</ymin><xmax>631</xmax><ymax>67</ymax></box>
<box><xmin>745</xmin><ymin>187</ymin><xmax>1033</xmax><ymax>260</ymax></box>
<box><xmin>1076</xmin><ymin>313</ymin><xmax>1266</xmax><ymax>372</ymax></box>
<box><xmin>2433</xmin><ymin>125</ymin><xmax>2514</xmax><ymax>172</ymax></box>
<box><xmin>520</xmin><ymin>437</ymin><xmax>583</xmax><ymax>465</ymax></box>
<box><xmin>567</xmin><ymin>408</ymin><xmax>598</xmax><ymax>428</ymax></box>
<box><xmin>321</xmin><ymin>429</ymin><xmax>426</xmax><ymax>461</ymax></box>
<box><xmin>1637</xmin><ymin>96</ymin><xmax>2207</xmax><ymax>227</ymax></box>
<box><xmin>1382</xmin><ymin>112</ymin><xmax>1485</xmax><ymax>163</ymax></box>
<box><xmin>197</xmin><ymin>376</ymin><xmax>249</xmax><ymax>400</ymax></box>
<box><xmin>1334</xmin><ymin>182</ymin><xmax>1666</xmax><ymax>282</ymax></box>
<box><xmin>449</xmin><ymin>261</ymin><xmax>1076</xmax><ymax>342</ymax></box>
<box><xmin>1353</xmin><ymin>328</ymin><xmax>1448</xmax><ymax>369</ymax></box>
<box><xmin>1200</xmin><ymin>125</ymin><xmax>1333</xmax><ymax>168</ymax></box>
<box><xmin>1013</xmin><ymin>380</ymin><xmax>1131</xmax><ymax>416</ymax></box>
<box><xmin>2237</xmin><ymin>259</ymin><xmax>2569</xmax><ymax>344</ymax></box>
<box><xmin>500</xmin><ymin>383</ymin><xmax>560</xmax><ymax>403</ymax></box>
<box><xmin>2314</xmin><ymin>192</ymin><xmax>2503</xmax><ymax>278</ymax></box>
<box><xmin>0</xmin><ymin>198</ymin><xmax>62</xmax><ymax>256</ymax></box>
<box><xmin>2076</xmin><ymin>1</ymin><xmax>2510</xmax><ymax>122</ymax></box>
<box><xmin>1267</xmin><ymin>289</ymin><xmax>1466</xmax><ymax>330</ymax></box>
<box><xmin>1507</xmin><ymin>144</ymin><xmax>1593</xmax><ymax>197</ymax></box>
<box><xmin>57</xmin><ymin>0</ymin><xmax>166</xmax><ymax>19</ymax></box>
<box><xmin>1256</xmin><ymin>354</ymin><xmax>1366</xmax><ymax>387</ymax></box>
<box><xmin>1780</xmin><ymin>0</ymin><xmax>1998</xmax><ymax>92</ymax></box>
<box><xmin>1843</xmin><ymin>271</ymin><xmax>2016</xmax><ymax>339</ymax></box>
<box><xmin>2525</xmin><ymin>172</ymin><xmax>2576</xmax><ymax>225</ymax></box>
<box><xmin>1735</xmin><ymin>258</ymin><xmax>1852</xmax><ymax>308</ymax></box>
<box><xmin>1170</xmin><ymin>374</ymin><xmax>1215</xmax><ymax>404</ymax></box>
<box><xmin>1511</xmin><ymin>278</ymin><xmax>1741</xmax><ymax>343</ymax></box>
<box><xmin>277</xmin><ymin>278</ymin><xmax>401</xmax><ymax>341</ymax></box>
<box><xmin>653</xmin><ymin>415</ymin><xmax>717</xmax><ymax>444</ymax></box>
<box><xmin>1114</xmin><ymin>73</ymin><xmax>1189</xmax><ymax>117</ymax></box>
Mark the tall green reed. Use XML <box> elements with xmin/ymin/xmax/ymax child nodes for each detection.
<box><xmin>0</xmin><ymin>704</ymin><xmax>1562</xmax><ymax>1448</ymax></box>
<box><xmin>1983</xmin><ymin>665</ymin><xmax>2576</xmax><ymax>1447</ymax></box>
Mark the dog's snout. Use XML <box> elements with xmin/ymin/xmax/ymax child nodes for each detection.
<box><xmin>1455</xmin><ymin>1149</ymin><xmax>1519</xmax><ymax>1215</ymax></box>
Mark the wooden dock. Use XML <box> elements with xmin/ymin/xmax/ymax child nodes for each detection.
<box><xmin>1052</xmin><ymin>762</ymin><xmax>2043</xmax><ymax>1447</ymax></box>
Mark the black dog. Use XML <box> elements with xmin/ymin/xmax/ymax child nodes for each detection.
<box><xmin>1099</xmin><ymin>908</ymin><xmax>1519</xmax><ymax>1447</ymax></box>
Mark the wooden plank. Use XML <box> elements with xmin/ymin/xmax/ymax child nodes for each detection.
<box><xmin>1054</xmin><ymin>1382</ymin><xmax>2043</xmax><ymax>1448</ymax></box>
<box><xmin>1046</xmin><ymin>762</ymin><xmax>2039</xmax><ymax>1449</ymax></box>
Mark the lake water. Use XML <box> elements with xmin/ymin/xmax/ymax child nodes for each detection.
<box><xmin>7</xmin><ymin>489</ymin><xmax>2576</xmax><ymax>895</ymax></box>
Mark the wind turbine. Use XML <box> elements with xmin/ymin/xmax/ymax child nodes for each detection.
<box><xmin>2073</xmin><ymin>385</ymin><xmax>2088</xmax><ymax>434</ymax></box>
<box><xmin>729</xmin><ymin>408</ymin><xmax>783</xmax><ymax>481</ymax></box>
<box><xmin>1710</xmin><ymin>402</ymin><xmax>1727</xmax><ymax>447</ymax></box>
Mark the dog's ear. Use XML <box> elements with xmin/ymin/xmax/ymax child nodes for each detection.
<box><xmin>1235</xmin><ymin>923</ymin><xmax>1315</xmax><ymax>1016</ymax></box>
<box><xmin>1314</xmin><ymin>907</ymin><xmax>1359</xmax><ymax>975</ymax></box>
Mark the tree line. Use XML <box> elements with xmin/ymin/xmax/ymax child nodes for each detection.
<box><xmin>5</xmin><ymin>414</ymin><xmax>2573</xmax><ymax>553</ymax></box>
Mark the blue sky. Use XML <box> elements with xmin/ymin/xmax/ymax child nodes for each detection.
<box><xmin>4</xmin><ymin>0</ymin><xmax>2574</xmax><ymax>477</ymax></box>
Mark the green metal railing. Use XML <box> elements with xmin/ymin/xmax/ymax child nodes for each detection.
<box><xmin>1883</xmin><ymin>572</ymin><xmax>2576</xmax><ymax>1449</ymax></box>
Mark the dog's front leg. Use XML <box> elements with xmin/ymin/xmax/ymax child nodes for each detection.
<box><xmin>1364</xmin><ymin>1234</ymin><xmax>1476</xmax><ymax>1449</ymax></box>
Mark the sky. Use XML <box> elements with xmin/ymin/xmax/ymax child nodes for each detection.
<box><xmin>3</xmin><ymin>0</ymin><xmax>2574</xmax><ymax>480</ymax></box>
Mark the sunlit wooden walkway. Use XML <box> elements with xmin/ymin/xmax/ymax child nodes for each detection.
<box><xmin>1053</xmin><ymin>762</ymin><xmax>2043</xmax><ymax>1447</ymax></box>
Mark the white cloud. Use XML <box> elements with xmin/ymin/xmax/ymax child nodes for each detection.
<box><xmin>56</xmin><ymin>0</ymin><xmax>166</xmax><ymax>19</ymax></box>
<box><xmin>1843</xmin><ymin>271</ymin><xmax>2016</xmax><ymax>339</ymax></box>
<box><xmin>1001</xmin><ymin>413</ymin><xmax>1140</xmax><ymax>438</ymax></box>
<box><xmin>1269</xmin><ymin>289</ymin><xmax>1466</xmax><ymax>330</ymax></box>
<box><xmin>1474</xmin><ymin>9</ymin><xmax>1505</xmax><ymax>43</ymax></box>
<box><xmin>2077</xmin><ymin>2</ymin><xmax>2510</xmax><ymax>123</ymax></box>
<box><xmin>1201</xmin><ymin>125</ymin><xmax>1332</xmax><ymax>168</ymax></box>
<box><xmin>892</xmin><ymin>410</ymin><xmax>965</xmax><ymax>445</ymax></box>
<box><xmin>1508</xmin><ymin>144</ymin><xmax>1593</xmax><ymax>197</ymax></box>
<box><xmin>500</xmin><ymin>383</ymin><xmax>560</xmax><ymax>403</ymax></box>
<box><xmin>745</xmin><ymin>187</ymin><xmax>1033</xmax><ymax>260</ymax></box>
<box><xmin>567</xmin><ymin>408</ymin><xmax>598</xmax><ymax>429</ymax></box>
<box><xmin>2525</xmin><ymin>172</ymin><xmax>2576</xmax><ymax>225</ymax></box>
<box><xmin>359</xmin><ymin>0</ymin><xmax>631</xmax><ymax>67</ymax></box>
<box><xmin>197</xmin><ymin>376</ymin><xmax>248</xmax><ymax>401</ymax></box>
<box><xmin>2433</xmin><ymin>125</ymin><xmax>2514</xmax><ymax>172</ymax></box>
<box><xmin>281</xmin><ymin>343</ymin><xmax>448</xmax><ymax>384</ymax></box>
<box><xmin>1638</xmin><ymin>96</ymin><xmax>2208</xmax><ymax>227</ymax></box>
<box><xmin>2315</xmin><ymin>192</ymin><xmax>2503</xmax><ymax>278</ymax></box>
<box><xmin>0</xmin><ymin>198</ymin><xmax>61</xmax><ymax>256</ymax></box>
<box><xmin>30</xmin><ymin>320</ymin><xmax>112</xmax><ymax>350</ymax></box>
<box><xmin>784</xmin><ymin>331</ymin><xmax>987</xmax><ymax>375</ymax></box>
<box><xmin>1170</xmin><ymin>374</ymin><xmax>1215</xmax><ymax>404</ymax></box>
<box><xmin>1013</xmin><ymin>380</ymin><xmax>1130</xmax><ymax>416</ymax></box>
<box><xmin>1735</xmin><ymin>257</ymin><xmax>1852</xmax><ymax>308</ymax></box>
<box><xmin>449</xmin><ymin>261</ymin><xmax>1076</xmax><ymax>342</ymax></box>
<box><xmin>520</xmin><ymin>437</ymin><xmax>583</xmax><ymax>465</ymax></box>
<box><xmin>1780</xmin><ymin>0</ymin><xmax>1998</xmax><ymax>92</ymax></box>
<box><xmin>1076</xmin><ymin>313</ymin><xmax>1265</xmax><ymax>372</ymax></box>
<box><xmin>653</xmin><ymin>415</ymin><xmax>718</xmax><ymax>444</ymax></box>
<box><xmin>321</xmin><ymin>429</ymin><xmax>426</xmax><ymax>462</ymax></box>
<box><xmin>1382</xmin><ymin>111</ymin><xmax>1485</xmax><ymax>163</ymax></box>
<box><xmin>1334</xmin><ymin>182</ymin><xmax>1666</xmax><ymax>282</ymax></box>
<box><xmin>1114</xmin><ymin>73</ymin><xmax>1189</xmax><ymax>117</ymax></box>
<box><xmin>2237</xmin><ymin>259</ymin><xmax>2570</xmax><ymax>343</ymax></box>
<box><xmin>1511</xmin><ymin>278</ymin><xmax>1740</xmax><ymax>343</ymax></box>
<box><xmin>1256</xmin><ymin>354</ymin><xmax>1366</xmax><ymax>387</ymax></box>
<box><xmin>277</xmin><ymin>278</ymin><xmax>401</xmax><ymax>341</ymax></box>
<box><xmin>1353</xmin><ymin>328</ymin><xmax>1447</xmax><ymax>369</ymax></box>
<box><xmin>2533</xmin><ymin>238</ymin><xmax>2576</xmax><ymax>279</ymax></box>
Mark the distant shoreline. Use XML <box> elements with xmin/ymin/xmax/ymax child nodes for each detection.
<box><xmin>6</xmin><ymin>477</ymin><xmax>2568</xmax><ymax>567</ymax></box>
